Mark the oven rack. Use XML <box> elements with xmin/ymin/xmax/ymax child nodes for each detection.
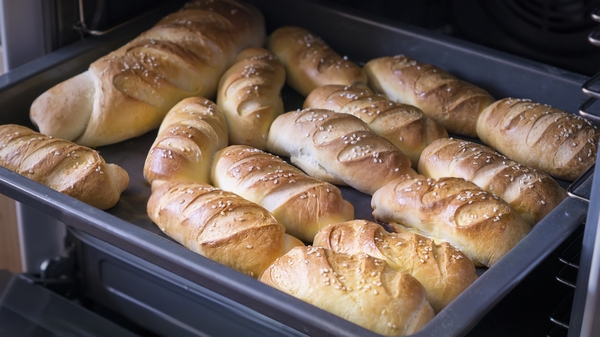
<box><xmin>549</xmin><ymin>225</ymin><xmax>584</xmax><ymax>337</ymax></box>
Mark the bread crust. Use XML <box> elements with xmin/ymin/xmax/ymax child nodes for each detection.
<box><xmin>304</xmin><ymin>84</ymin><xmax>448</xmax><ymax>167</ymax></box>
<box><xmin>364</xmin><ymin>55</ymin><xmax>494</xmax><ymax>137</ymax></box>
<box><xmin>147</xmin><ymin>180</ymin><xmax>303</xmax><ymax>278</ymax></box>
<box><xmin>372</xmin><ymin>175</ymin><xmax>531</xmax><ymax>267</ymax></box>
<box><xmin>144</xmin><ymin>97</ymin><xmax>228</xmax><ymax>187</ymax></box>
<box><xmin>267</xmin><ymin>109</ymin><xmax>415</xmax><ymax>195</ymax></box>
<box><xmin>0</xmin><ymin>124</ymin><xmax>129</xmax><ymax>209</ymax></box>
<box><xmin>313</xmin><ymin>220</ymin><xmax>477</xmax><ymax>312</ymax></box>
<box><xmin>267</xmin><ymin>26</ymin><xmax>367</xmax><ymax>97</ymax></box>
<box><xmin>418</xmin><ymin>138</ymin><xmax>567</xmax><ymax>225</ymax></box>
<box><xmin>212</xmin><ymin>145</ymin><xmax>354</xmax><ymax>242</ymax></box>
<box><xmin>30</xmin><ymin>0</ymin><xmax>266</xmax><ymax>147</ymax></box>
<box><xmin>260</xmin><ymin>246</ymin><xmax>434</xmax><ymax>336</ymax></box>
<box><xmin>217</xmin><ymin>47</ymin><xmax>286</xmax><ymax>150</ymax></box>
<box><xmin>476</xmin><ymin>97</ymin><xmax>599</xmax><ymax>181</ymax></box>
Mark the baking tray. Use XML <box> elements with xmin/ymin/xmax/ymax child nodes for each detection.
<box><xmin>0</xmin><ymin>0</ymin><xmax>593</xmax><ymax>336</ymax></box>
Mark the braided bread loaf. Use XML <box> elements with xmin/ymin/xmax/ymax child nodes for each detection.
<box><xmin>0</xmin><ymin>124</ymin><xmax>129</xmax><ymax>210</ymax></box>
<box><xmin>144</xmin><ymin>97</ymin><xmax>228</xmax><ymax>187</ymax></box>
<box><xmin>31</xmin><ymin>0</ymin><xmax>265</xmax><ymax>147</ymax></box>
<box><xmin>304</xmin><ymin>84</ymin><xmax>448</xmax><ymax>167</ymax></box>
<box><xmin>211</xmin><ymin>145</ymin><xmax>354</xmax><ymax>241</ymax></box>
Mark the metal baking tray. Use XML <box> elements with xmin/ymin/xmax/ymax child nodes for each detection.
<box><xmin>0</xmin><ymin>0</ymin><xmax>593</xmax><ymax>335</ymax></box>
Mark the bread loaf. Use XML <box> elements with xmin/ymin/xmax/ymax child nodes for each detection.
<box><xmin>30</xmin><ymin>0</ymin><xmax>265</xmax><ymax>147</ymax></box>
<box><xmin>211</xmin><ymin>145</ymin><xmax>354</xmax><ymax>242</ymax></box>
<box><xmin>260</xmin><ymin>245</ymin><xmax>434</xmax><ymax>336</ymax></box>
<box><xmin>147</xmin><ymin>180</ymin><xmax>303</xmax><ymax>278</ymax></box>
<box><xmin>217</xmin><ymin>47</ymin><xmax>286</xmax><ymax>150</ymax></box>
<box><xmin>304</xmin><ymin>84</ymin><xmax>448</xmax><ymax>167</ymax></box>
<box><xmin>476</xmin><ymin>97</ymin><xmax>599</xmax><ymax>181</ymax></box>
<box><xmin>371</xmin><ymin>175</ymin><xmax>530</xmax><ymax>267</ymax></box>
<box><xmin>418</xmin><ymin>138</ymin><xmax>567</xmax><ymax>225</ymax></box>
<box><xmin>143</xmin><ymin>97</ymin><xmax>228</xmax><ymax>188</ymax></box>
<box><xmin>0</xmin><ymin>124</ymin><xmax>129</xmax><ymax>210</ymax></box>
<box><xmin>364</xmin><ymin>55</ymin><xmax>494</xmax><ymax>137</ymax></box>
<box><xmin>267</xmin><ymin>26</ymin><xmax>367</xmax><ymax>97</ymax></box>
<box><xmin>313</xmin><ymin>220</ymin><xmax>477</xmax><ymax>313</ymax></box>
<box><xmin>266</xmin><ymin>109</ymin><xmax>415</xmax><ymax>195</ymax></box>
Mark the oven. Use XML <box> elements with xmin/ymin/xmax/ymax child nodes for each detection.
<box><xmin>0</xmin><ymin>1</ymin><xmax>599</xmax><ymax>336</ymax></box>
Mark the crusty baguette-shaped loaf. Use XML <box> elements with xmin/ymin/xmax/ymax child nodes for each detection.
<box><xmin>0</xmin><ymin>124</ymin><xmax>129</xmax><ymax>210</ymax></box>
<box><xmin>364</xmin><ymin>55</ymin><xmax>495</xmax><ymax>137</ymax></box>
<box><xmin>217</xmin><ymin>47</ymin><xmax>286</xmax><ymax>150</ymax></box>
<box><xmin>211</xmin><ymin>145</ymin><xmax>354</xmax><ymax>242</ymax></box>
<box><xmin>304</xmin><ymin>84</ymin><xmax>448</xmax><ymax>167</ymax></box>
<box><xmin>147</xmin><ymin>180</ymin><xmax>303</xmax><ymax>278</ymax></box>
<box><xmin>267</xmin><ymin>26</ymin><xmax>367</xmax><ymax>97</ymax></box>
<box><xmin>30</xmin><ymin>0</ymin><xmax>265</xmax><ymax>147</ymax></box>
<box><xmin>371</xmin><ymin>175</ymin><xmax>531</xmax><ymax>267</ymax></box>
<box><xmin>144</xmin><ymin>97</ymin><xmax>228</xmax><ymax>187</ymax></box>
<box><xmin>313</xmin><ymin>220</ymin><xmax>477</xmax><ymax>313</ymax></box>
<box><xmin>266</xmin><ymin>109</ymin><xmax>415</xmax><ymax>195</ymax></box>
<box><xmin>260</xmin><ymin>245</ymin><xmax>434</xmax><ymax>336</ymax></box>
<box><xmin>418</xmin><ymin>138</ymin><xmax>567</xmax><ymax>225</ymax></box>
<box><xmin>476</xmin><ymin>97</ymin><xmax>599</xmax><ymax>181</ymax></box>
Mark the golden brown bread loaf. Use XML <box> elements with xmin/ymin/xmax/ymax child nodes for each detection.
<box><xmin>364</xmin><ymin>55</ymin><xmax>495</xmax><ymax>137</ymax></box>
<box><xmin>304</xmin><ymin>84</ymin><xmax>448</xmax><ymax>167</ymax></box>
<box><xmin>313</xmin><ymin>220</ymin><xmax>477</xmax><ymax>313</ymax></box>
<box><xmin>267</xmin><ymin>26</ymin><xmax>367</xmax><ymax>97</ymax></box>
<box><xmin>0</xmin><ymin>124</ymin><xmax>129</xmax><ymax>210</ymax></box>
<box><xmin>147</xmin><ymin>180</ymin><xmax>303</xmax><ymax>278</ymax></box>
<box><xmin>211</xmin><ymin>145</ymin><xmax>354</xmax><ymax>242</ymax></box>
<box><xmin>266</xmin><ymin>108</ymin><xmax>415</xmax><ymax>195</ymax></box>
<box><xmin>260</xmin><ymin>245</ymin><xmax>435</xmax><ymax>336</ymax></box>
<box><xmin>418</xmin><ymin>138</ymin><xmax>567</xmax><ymax>225</ymax></box>
<box><xmin>476</xmin><ymin>97</ymin><xmax>599</xmax><ymax>181</ymax></box>
<box><xmin>143</xmin><ymin>97</ymin><xmax>228</xmax><ymax>188</ymax></box>
<box><xmin>371</xmin><ymin>175</ymin><xmax>531</xmax><ymax>267</ymax></box>
<box><xmin>217</xmin><ymin>47</ymin><xmax>286</xmax><ymax>150</ymax></box>
<box><xmin>30</xmin><ymin>0</ymin><xmax>265</xmax><ymax>147</ymax></box>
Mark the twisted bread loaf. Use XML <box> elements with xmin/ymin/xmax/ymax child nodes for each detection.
<box><xmin>364</xmin><ymin>55</ymin><xmax>494</xmax><ymax>137</ymax></box>
<box><xmin>211</xmin><ymin>145</ymin><xmax>354</xmax><ymax>242</ymax></box>
<box><xmin>418</xmin><ymin>138</ymin><xmax>567</xmax><ymax>225</ymax></box>
<box><xmin>372</xmin><ymin>175</ymin><xmax>530</xmax><ymax>267</ymax></box>
<box><xmin>304</xmin><ymin>84</ymin><xmax>448</xmax><ymax>167</ymax></box>
<box><xmin>313</xmin><ymin>220</ymin><xmax>477</xmax><ymax>313</ymax></box>
<box><xmin>260</xmin><ymin>245</ymin><xmax>434</xmax><ymax>336</ymax></box>
<box><xmin>0</xmin><ymin>124</ymin><xmax>129</xmax><ymax>210</ymax></box>
<box><xmin>30</xmin><ymin>0</ymin><xmax>265</xmax><ymax>147</ymax></box>
<box><xmin>476</xmin><ymin>97</ymin><xmax>599</xmax><ymax>181</ymax></box>
<box><xmin>267</xmin><ymin>26</ymin><xmax>367</xmax><ymax>97</ymax></box>
<box><xmin>143</xmin><ymin>97</ymin><xmax>228</xmax><ymax>188</ymax></box>
<box><xmin>217</xmin><ymin>47</ymin><xmax>286</xmax><ymax>150</ymax></box>
<box><xmin>266</xmin><ymin>109</ymin><xmax>415</xmax><ymax>195</ymax></box>
<box><xmin>147</xmin><ymin>180</ymin><xmax>303</xmax><ymax>278</ymax></box>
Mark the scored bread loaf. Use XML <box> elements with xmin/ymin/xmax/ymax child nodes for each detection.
<box><xmin>30</xmin><ymin>0</ymin><xmax>265</xmax><ymax>147</ymax></box>
<box><xmin>313</xmin><ymin>220</ymin><xmax>477</xmax><ymax>313</ymax></box>
<box><xmin>266</xmin><ymin>108</ymin><xmax>415</xmax><ymax>195</ymax></box>
<box><xmin>147</xmin><ymin>180</ymin><xmax>303</xmax><ymax>278</ymax></box>
<box><xmin>418</xmin><ymin>137</ymin><xmax>567</xmax><ymax>225</ymax></box>
<box><xmin>211</xmin><ymin>145</ymin><xmax>354</xmax><ymax>242</ymax></box>
<box><xmin>371</xmin><ymin>175</ymin><xmax>531</xmax><ymax>267</ymax></box>
<box><xmin>260</xmin><ymin>245</ymin><xmax>434</xmax><ymax>336</ymax></box>
<box><xmin>267</xmin><ymin>26</ymin><xmax>367</xmax><ymax>97</ymax></box>
<box><xmin>364</xmin><ymin>55</ymin><xmax>495</xmax><ymax>137</ymax></box>
<box><xmin>476</xmin><ymin>97</ymin><xmax>599</xmax><ymax>181</ymax></box>
<box><xmin>143</xmin><ymin>97</ymin><xmax>228</xmax><ymax>188</ymax></box>
<box><xmin>304</xmin><ymin>84</ymin><xmax>448</xmax><ymax>167</ymax></box>
<box><xmin>217</xmin><ymin>47</ymin><xmax>286</xmax><ymax>150</ymax></box>
<box><xmin>0</xmin><ymin>124</ymin><xmax>129</xmax><ymax>210</ymax></box>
